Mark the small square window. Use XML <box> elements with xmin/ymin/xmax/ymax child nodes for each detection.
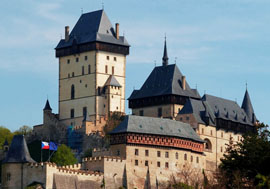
<box><xmin>186</xmin><ymin>116</ymin><xmax>189</xmax><ymax>120</ymax></box>
<box><xmin>106</xmin><ymin>56</ymin><xmax>110</xmax><ymax>60</ymax></box>
<box><xmin>139</xmin><ymin>110</ymin><xmax>144</xmax><ymax>116</ymax></box>
<box><xmin>145</xmin><ymin>150</ymin><xmax>149</xmax><ymax>156</ymax></box>
<box><xmin>76</xmin><ymin>57</ymin><xmax>79</xmax><ymax>62</ymax></box>
<box><xmin>85</xmin><ymin>56</ymin><xmax>88</xmax><ymax>60</ymax></box>
<box><xmin>157</xmin><ymin>151</ymin><xmax>161</xmax><ymax>157</ymax></box>
<box><xmin>145</xmin><ymin>160</ymin><xmax>148</xmax><ymax>166</ymax></box>
<box><xmin>157</xmin><ymin>161</ymin><xmax>160</xmax><ymax>167</ymax></box>
<box><xmin>165</xmin><ymin>162</ymin><xmax>169</xmax><ymax>168</ymax></box>
<box><xmin>72</xmin><ymin>72</ymin><xmax>75</xmax><ymax>77</ymax></box>
<box><xmin>135</xmin><ymin>160</ymin><xmax>138</xmax><ymax>166</ymax></box>
<box><xmin>114</xmin><ymin>57</ymin><xmax>117</xmax><ymax>61</ymax></box>
<box><xmin>67</xmin><ymin>59</ymin><xmax>70</xmax><ymax>64</ymax></box>
<box><xmin>135</xmin><ymin>149</ymin><xmax>139</xmax><ymax>156</ymax></box>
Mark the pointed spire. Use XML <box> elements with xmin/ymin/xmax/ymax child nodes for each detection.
<box><xmin>162</xmin><ymin>36</ymin><xmax>169</xmax><ymax>66</ymax></box>
<box><xmin>241</xmin><ymin>89</ymin><xmax>256</xmax><ymax>124</ymax></box>
<box><xmin>3</xmin><ymin>138</ymin><xmax>9</xmax><ymax>146</ymax></box>
<box><xmin>43</xmin><ymin>99</ymin><xmax>52</xmax><ymax>111</ymax></box>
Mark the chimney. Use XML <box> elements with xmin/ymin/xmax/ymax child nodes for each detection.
<box><xmin>182</xmin><ymin>76</ymin><xmax>186</xmax><ymax>90</ymax></box>
<box><xmin>65</xmin><ymin>26</ymin><xmax>69</xmax><ymax>42</ymax></box>
<box><xmin>115</xmin><ymin>23</ymin><xmax>119</xmax><ymax>39</ymax></box>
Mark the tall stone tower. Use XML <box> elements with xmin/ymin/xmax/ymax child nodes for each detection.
<box><xmin>55</xmin><ymin>10</ymin><xmax>129</xmax><ymax>127</ymax></box>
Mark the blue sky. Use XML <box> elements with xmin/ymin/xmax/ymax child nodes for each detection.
<box><xmin>0</xmin><ymin>0</ymin><xmax>269</xmax><ymax>131</ymax></box>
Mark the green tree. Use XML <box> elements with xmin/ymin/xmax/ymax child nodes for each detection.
<box><xmin>0</xmin><ymin>126</ymin><xmax>14</xmax><ymax>149</ymax></box>
<box><xmin>14</xmin><ymin>125</ymin><xmax>32</xmax><ymax>135</ymax></box>
<box><xmin>51</xmin><ymin>144</ymin><xmax>77</xmax><ymax>166</ymax></box>
<box><xmin>219</xmin><ymin>122</ymin><xmax>270</xmax><ymax>188</ymax></box>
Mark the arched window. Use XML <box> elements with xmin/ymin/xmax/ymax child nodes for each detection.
<box><xmin>204</xmin><ymin>138</ymin><xmax>212</xmax><ymax>151</ymax></box>
<box><xmin>71</xmin><ymin>85</ymin><xmax>75</xmax><ymax>99</ymax></box>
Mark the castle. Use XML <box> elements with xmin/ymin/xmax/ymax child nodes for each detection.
<box><xmin>1</xmin><ymin>9</ymin><xmax>257</xmax><ymax>189</ymax></box>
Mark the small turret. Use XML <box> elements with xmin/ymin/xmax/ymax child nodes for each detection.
<box><xmin>43</xmin><ymin>99</ymin><xmax>52</xmax><ymax>125</ymax></box>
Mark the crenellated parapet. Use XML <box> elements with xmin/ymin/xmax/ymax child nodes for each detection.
<box><xmin>57</xmin><ymin>168</ymin><xmax>103</xmax><ymax>176</ymax></box>
<box><xmin>82</xmin><ymin>156</ymin><xmax>125</xmax><ymax>163</ymax></box>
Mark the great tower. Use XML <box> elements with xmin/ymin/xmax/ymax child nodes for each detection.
<box><xmin>55</xmin><ymin>10</ymin><xmax>129</xmax><ymax>127</ymax></box>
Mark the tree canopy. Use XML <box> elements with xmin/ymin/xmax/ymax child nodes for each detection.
<box><xmin>219</xmin><ymin>122</ymin><xmax>270</xmax><ymax>188</ymax></box>
<box><xmin>0</xmin><ymin>126</ymin><xmax>13</xmax><ymax>149</ymax></box>
<box><xmin>51</xmin><ymin>144</ymin><xmax>77</xmax><ymax>166</ymax></box>
<box><xmin>14</xmin><ymin>125</ymin><xmax>32</xmax><ymax>135</ymax></box>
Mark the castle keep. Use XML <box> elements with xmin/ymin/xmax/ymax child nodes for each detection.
<box><xmin>1</xmin><ymin>9</ymin><xmax>257</xmax><ymax>189</ymax></box>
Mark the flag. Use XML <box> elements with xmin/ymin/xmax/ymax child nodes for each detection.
<box><xmin>41</xmin><ymin>142</ymin><xmax>49</xmax><ymax>150</ymax></box>
<box><xmin>49</xmin><ymin>142</ymin><xmax>58</xmax><ymax>151</ymax></box>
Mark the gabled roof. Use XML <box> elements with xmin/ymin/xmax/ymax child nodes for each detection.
<box><xmin>104</xmin><ymin>75</ymin><xmax>122</xmax><ymax>87</ymax></box>
<box><xmin>56</xmin><ymin>10</ymin><xmax>129</xmax><ymax>49</ymax></box>
<box><xmin>110</xmin><ymin>115</ymin><xmax>204</xmax><ymax>143</ymax></box>
<box><xmin>128</xmin><ymin>64</ymin><xmax>201</xmax><ymax>100</ymax></box>
<box><xmin>43</xmin><ymin>99</ymin><xmax>52</xmax><ymax>111</ymax></box>
<box><xmin>241</xmin><ymin>89</ymin><xmax>256</xmax><ymax>123</ymax></box>
<box><xmin>179</xmin><ymin>94</ymin><xmax>254</xmax><ymax>126</ymax></box>
<box><xmin>3</xmin><ymin>135</ymin><xmax>35</xmax><ymax>163</ymax></box>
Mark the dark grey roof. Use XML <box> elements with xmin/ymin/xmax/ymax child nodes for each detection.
<box><xmin>104</xmin><ymin>75</ymin><xmax>121</xmax><ymax>87</ymax></box>
<box><xmin>241</xmin><ymin>90</ymin><xmax>256</xmax><ymax>124</ymax></box>
<box><xmin>203</xmin><ymin>94</ymin><xmax>253</xmax><ymax>125</ymax></box>
<box><xmin>179</xmin><ymin>94</ymin><xmax>254</xmax><ymax>126</ymax></box>
<box><xmin>43</xmin><ymin>99</ymin><xmax>52</xmax><ymax>111</ymax></box>
<box><xmin>128</xmin><ymin>64</ymin><xmax>201</xmax><ymax>100</ymax></box>
<box><xmin>3</xmin><ymin>135</ymin><xmax>35</xmax><ymax>163</ymax></box>
<box><xmin>179</xmin><ymin>98</ymin><xmax>208</xmax><ymax>125</ymax></box>
<box><xmin>56</xmin><ymin>10</ymin><xmax>129</xmax><ymax>49</ymax></box>
<box><xmin>110</xmin><ymin>115</ymin><xmax>204</xmax><ymax>143</ymax></box>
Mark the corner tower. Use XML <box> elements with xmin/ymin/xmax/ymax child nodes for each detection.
<box><xmin>55</xmin><ymin>10</ymin><xmax>129</xmax><ymax>127</ymax></box>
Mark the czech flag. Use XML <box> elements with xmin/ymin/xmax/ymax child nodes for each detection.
<box><xmin>41</xmin><ymin>142</ymin><xmax>50</xmax><ymax>150</ymax></box>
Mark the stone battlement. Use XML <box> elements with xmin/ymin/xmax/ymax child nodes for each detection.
<box><xmin>27</xmin><ymin>162</ymin><xmax>57</xmax><ymax>168</ymax></box>
<box><xmin>82</xmin><ymin>156</ymin><xmax>124</xmax><ymax>163</ymax></box>
<box><xmin>57</xmin><ymin>168</ymin><xmax>103</xmax><ymax>176</ymax></box>
<box><xmin>60</xmin><ymin>163</ymin><xmax>81</xmax><ymax>170</ymax></box>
